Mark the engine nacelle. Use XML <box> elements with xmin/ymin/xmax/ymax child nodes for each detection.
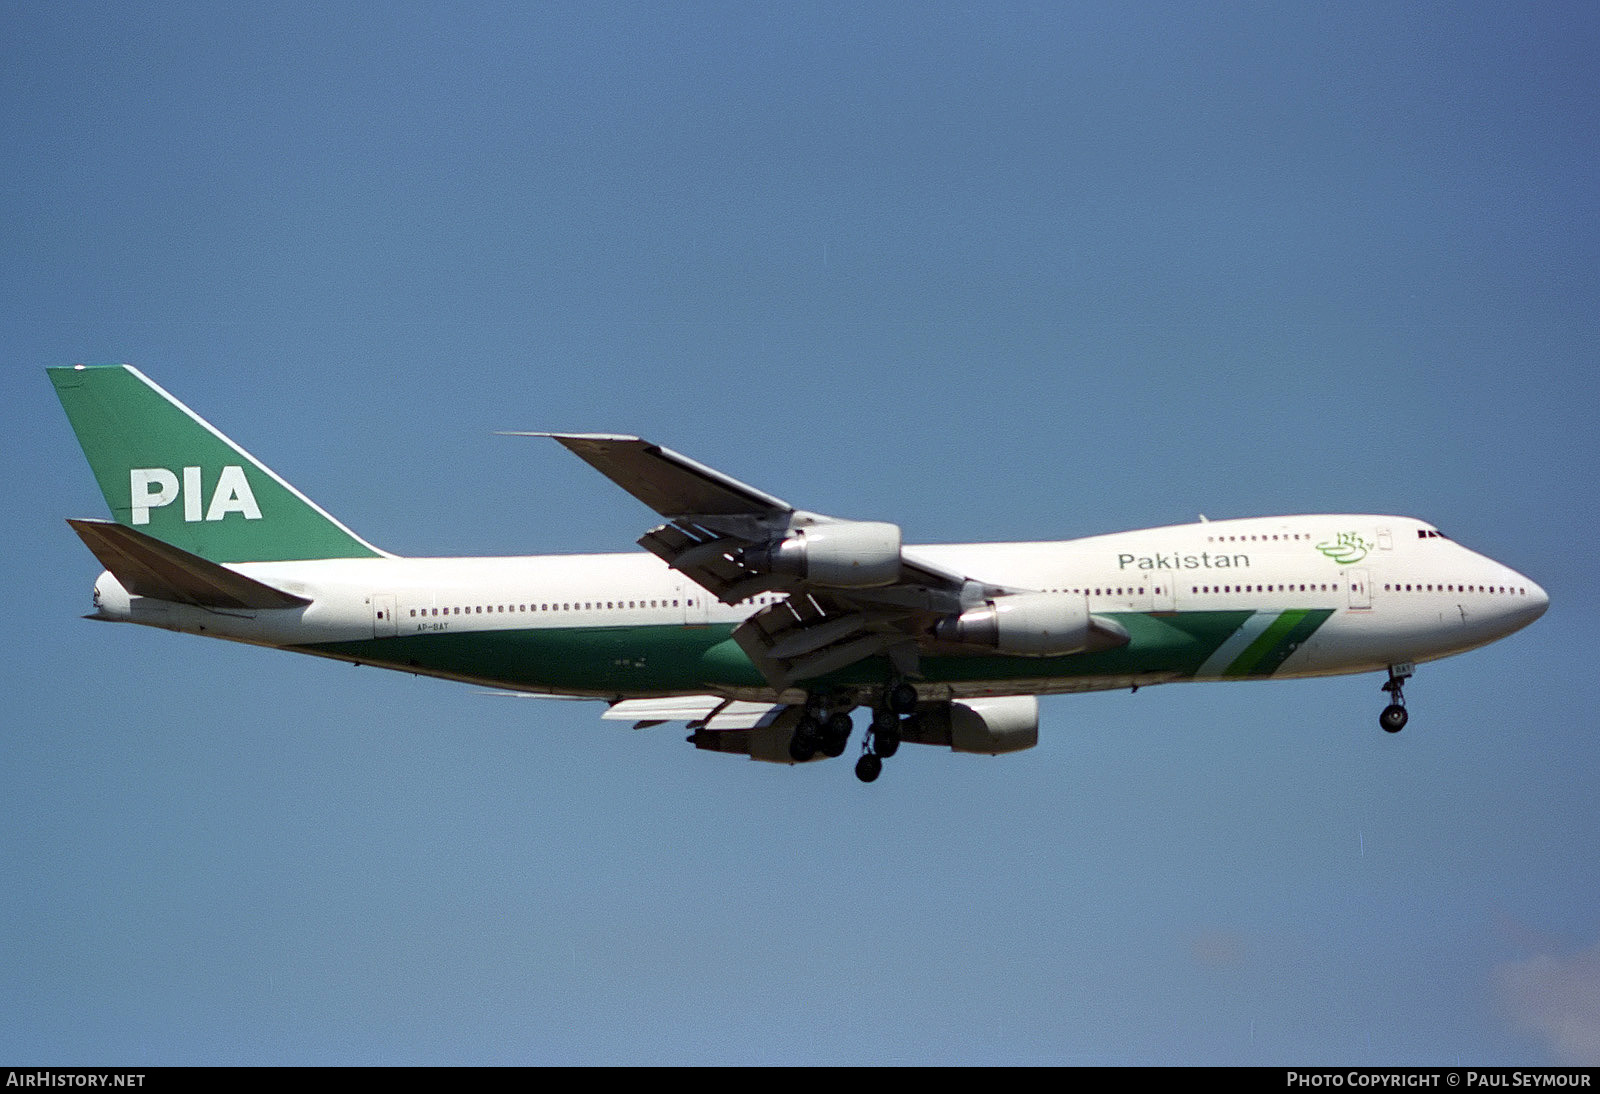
<box><xmin>900</xmin><ymin>696</ymin><xmax>1040</xmax><ymax>755</ymax></box>
<box><xmin>745</xmin><ymin>521</ymin><xmax>902</xmax><ymax>588</ymax></box>
<box><xmin>689</xmin><ymin>706</ymin><xmax>822</xmax><ymax>764</ymax></box>
<box><xmin>691</xmin><ymin>698</ymin><xmax>1039</xmax><ymax>762</ymax></box>
<box><xmin>934</xmin><ymin>591</ymin><xmax>1093</xmax><ymax>656</ymax></box>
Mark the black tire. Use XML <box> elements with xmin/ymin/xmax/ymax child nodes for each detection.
<box><xmin>820</xmin><ymin>712</ymin><xmax>852</xmax><ymax>758</ymax></box>
<box><xmin>1380</xmin><ymin>704</ymin><xmax>1408</xmax><ymax>733</ymax></box>
<box><xmin>888</xmin><ymin>682</ymin><xmax>918</xmax><ymax>715</ymax></box>
<box><xmin>874</xmin><ymin>725</ymin><xmax>901</xmax><ymax>759</ymax></box>
<box><xmin>790</xmin><ymin>715</ymin><xmax>821</xmax><ymax>762</ymax></box>
<box><xmin>855</xmin><ymin>753</ymin><xmax>883</xmax><ymax>783</ymax></box>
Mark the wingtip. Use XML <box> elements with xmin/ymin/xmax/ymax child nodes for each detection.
<box><xmin>495</xmin><ymin>431</ymin><xmax>645</xmax><ymax>442</ymax></box>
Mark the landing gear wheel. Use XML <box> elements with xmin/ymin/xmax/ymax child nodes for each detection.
<box><xmin>870</xmin><ymin>708</ymin><xmax>901</xmax><ymax>758</ymax></box>
<box><xmin>888</xmin><ymin>682</ymin><xmax>918</xmax><ymax>715</ymax></box>
<box><xmin>789</xmin><ymin>715</ymin><xmax>821</xmax><ymax>763</ymax></box>
<box><xmin>1380</xmin><ymin>704</ymin><xmax>1408</xmax><ymax>733</ymax></box>
<box><xmin>855</xmin><ymin>752</ymin><xmax>883</xmax><ymax>783</ymax></box>
<box><xmin>820</xmin><ymin>712</ymin><xmax>853</xmax><ymax>758</ymax></box>
<box><xmin>1379</xmin><ymin>664</ymin><xmax>1412</xmax><ymax>734</ymax></box>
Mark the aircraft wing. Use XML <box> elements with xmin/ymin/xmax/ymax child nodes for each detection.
<box><xmin>505</xmin><ymin>433</ymin><xmax>795</xmax><ymax>520</ymax></box>
<box><xmin>522</xmin><ymin>433</ymin><xmax>1022</xmax><ymax>689</ymax></box>
<box><xmin>600</xmin><ymin>695</ymin><xmax>788</xmax><ymax>730</ymax></box>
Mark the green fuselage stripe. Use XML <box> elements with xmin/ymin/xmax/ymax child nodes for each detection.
<box><xmin>295</xmin><ymin>607</ymin><xmax>1338</xmax><ymax>695</ymax></box>
<box><xmin>1223</xmin><ymin>609</ymin><xmax>1310</xmax><ymax>677</ymax></box>
<box><xmin>1244</xmin><ymin>608</ymin><xmax>1333</xmax><ymax>677</ymax></box>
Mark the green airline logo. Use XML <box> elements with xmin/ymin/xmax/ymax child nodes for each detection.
<box><xmin>1315</xmin><ymin>532</ymin><xmax>1370</xmax><ymax>565</ymax></box>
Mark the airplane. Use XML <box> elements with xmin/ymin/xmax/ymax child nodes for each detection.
<box><xmin>50</xmin><ymin>364</ymin><xmax>1549</xmax><ymax>783</ymax></box>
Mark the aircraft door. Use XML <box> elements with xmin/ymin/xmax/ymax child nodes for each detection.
<box><xmin>1347</xmin><ymin>570</ymin><xmax>1371</xmax><ymax>610</ymax></box>
<box><xmin>1148</xmin><ymin>575</ymin><xmax>1175</xmax><ymax>612</ymax></box>
<box><xmin>678</xmin><ymin>579</ymin><xmax>709</xmax><ymax>626</ymax></box>
<box><xmin>372</xmin><ymin>593</ymin><xmax>398</xmax><ymax>637</ymax></box>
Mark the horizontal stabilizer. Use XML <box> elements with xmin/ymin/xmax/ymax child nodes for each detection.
<box><xmin>67</xmin><ymin>519</ymin><xmax>311</xmax><ymax>610</ymax></box>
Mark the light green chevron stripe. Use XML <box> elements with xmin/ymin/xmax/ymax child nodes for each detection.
<box><xmin>1223</xmin><ymin>609</ymin><xmax>1309</xmax><ymax>677</ymax></box>
<box><xmin>1193</xmin><ymin>611</ymin><xmax>1275</xmax><ymax>679</ymax></box>
<box><xmin>1245</xmin><ymin>608</ymin><xmax>1335</xmax><ymax>677</ymax></box>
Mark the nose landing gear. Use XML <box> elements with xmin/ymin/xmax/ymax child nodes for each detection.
<box><xmin>1380</xmin><ymin>663</ymin><xmax>1413</xmax><ymax>733</ymax></box>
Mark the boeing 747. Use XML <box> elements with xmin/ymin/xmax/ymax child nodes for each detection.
<box><xmin>50</xmin><ymin>365</ymin><xmax>1548</xmax><ymax>782</ymax></box>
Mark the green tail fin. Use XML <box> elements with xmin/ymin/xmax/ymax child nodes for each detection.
<box><xmin>49</xmin><ymin>365</ymin><xmax>386</xmax><ymax>563</ymax></box>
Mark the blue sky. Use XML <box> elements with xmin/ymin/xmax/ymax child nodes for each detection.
<box><xmin>3</xmin><ymin>1</ymin><xmax>1597</xmax><ymax>1064</ymax></box>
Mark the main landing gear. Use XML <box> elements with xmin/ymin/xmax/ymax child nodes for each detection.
<box><xmin>854</xmin><ymin>682</ymin><xmax>917</xmax><ymax>783</ymax></box>
<box><xmin>1379</xmin><ymin>663</ymin><xmax>1412</xmax><ymax>733</ymax></box>
<box><xmin>788</xmin><ymin>681</ymin><xmax>919</xmax><ymax>782</ymax></box>
<box><xmin>853</xmin><ymin>708</ymin><xmax>898</xmax><ymax>783</ymax></box>
<box><xmin>788</xmin><ymin>703</ymin><xmax>854</xmax><ymax>763</ymax></box>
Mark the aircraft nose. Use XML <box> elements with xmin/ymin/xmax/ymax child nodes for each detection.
<box><xmin>1524</xmin><ymin>577</ymin><xmax>1550</xmax><ymax>622</ymax></box>
<box><xmin>1497</xmin><ymin>570</ymin><xmax>1549</xmax><ymax>634</ymax></box>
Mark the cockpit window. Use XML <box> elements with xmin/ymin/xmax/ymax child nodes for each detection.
<box><xmin>1417</xmin><ymin>529</ymin><xmax>1448</xmax><ymax>540</ymax></box>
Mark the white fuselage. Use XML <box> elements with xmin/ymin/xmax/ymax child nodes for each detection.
<box><xmin>88</xmin><ymin>513</ymin><xmax>1547</xmax><ymax>699</ymax></box>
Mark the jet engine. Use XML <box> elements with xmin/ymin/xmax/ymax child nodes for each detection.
<box><xmin>934</xmin><ymin>591</ymin><xmax>1098</xmax><ymax>656</ymax></box>
<box><xmin>742</xmin><ymin>521</ymin><xmax>902</xmax><ymax>588</ymax></box>
<box><xmin>899</xmin><ymin>696</ymin><xmax>1040</xmax><ymax>754</ymax></box>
